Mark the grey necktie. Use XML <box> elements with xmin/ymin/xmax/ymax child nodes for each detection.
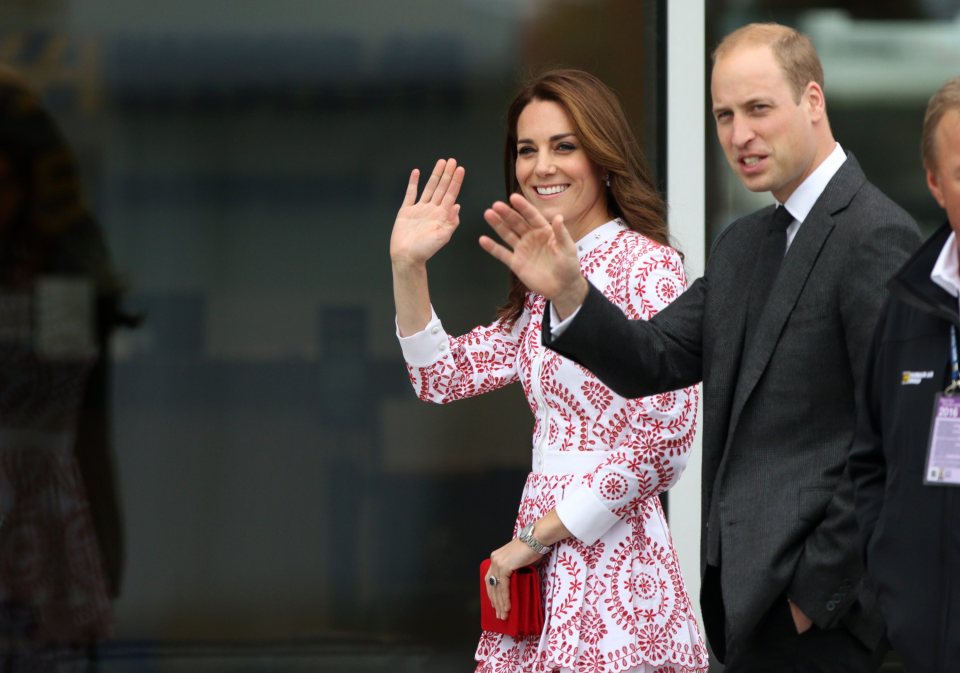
<box><xmin>744</xmin><ymin>205</ymin><xmax>793</xmax><ymax>346</ymax></box>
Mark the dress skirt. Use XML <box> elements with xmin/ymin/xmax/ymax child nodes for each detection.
<box><xmin>475</xmin><ymin>469</ymin><xmax>709</xmax><ymax>673</ymax></box>
<box><xmin>0</xmin><ymin>441</ymin><xmax>112</xmax><ymax>644</ymax></box>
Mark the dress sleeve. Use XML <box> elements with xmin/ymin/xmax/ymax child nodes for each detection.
<box><xmin>397</xmin><ymin>306</ymin><xmax>528</xmax><ymax>404</ymax></box>
<box><xmin>555</xmin><ymin>244</ymin><xmax>699</xmax><ymax>545</ymax></box>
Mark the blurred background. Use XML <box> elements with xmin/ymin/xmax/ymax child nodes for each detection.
<box><xmin>0</xmin><ymin>0</ymin><xmax>954</xmax><ymax>671</ymax></box>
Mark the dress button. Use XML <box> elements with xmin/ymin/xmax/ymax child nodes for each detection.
<box><xmin>430</xmin><ymin>326</ymin><xmax>440</xmax><ymax>335</ymax></box>
<box><xmin>438</xmin><ymin>342</ymin><xmax>447</xmax><ymax>352</ymax></box>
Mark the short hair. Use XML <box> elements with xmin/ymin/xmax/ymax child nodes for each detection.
<box><xmin>712</xmin><ymin>23</ymin><xmax>824</xmax><ymax>103</ymax></box>
<box><xmin>922</xmin><ymin>76</ymin><xmax>960</xmax><ymax>171</ymax></box>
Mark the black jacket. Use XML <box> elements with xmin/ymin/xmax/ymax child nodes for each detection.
<box><xmin>850</xmin><ymin>222</ymin><xmax>960</xmax><ymax>673</ymax></box>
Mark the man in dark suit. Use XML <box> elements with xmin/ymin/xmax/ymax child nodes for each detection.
<box><xmin>479</xmin><ymin>23</ymin><xmax>920</xmax><ymax>672</ymax></box>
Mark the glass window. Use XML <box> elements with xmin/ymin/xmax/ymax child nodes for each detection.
<box><xmin>0</xmin><ymin>1</ymin><xmax>665</xmax><ymax>668</ymax></box>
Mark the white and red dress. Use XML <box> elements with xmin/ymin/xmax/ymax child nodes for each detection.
<box><xmin>0</xmin><ymin>280</ymin><xmax>113</xmax><ymax>657</ymax></box>
<box><xmin>398</xmin><ymin>219</ymin><xmax>708</xmax><ymax>673</ymax></box>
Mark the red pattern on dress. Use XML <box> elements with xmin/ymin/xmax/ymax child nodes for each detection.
<box><xmin>403</xmin><ymin>225</ymin><xmax>708</xmax><ymax>673</ymax></box>
<box><xmin>0</xmin><ymin>290</ymin><xmax>112</xmax><ymax>646</ymax></box>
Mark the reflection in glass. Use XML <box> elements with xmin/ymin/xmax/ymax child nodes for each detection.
<box><xmin>0</xmin><ymin>67</ymin><xmax>130</xmax><ymax>669</ymax></box>
<box><xmin>0</xmin><ymin>1</ymin><xmax>665</xmax><ymax>669</ymax></box>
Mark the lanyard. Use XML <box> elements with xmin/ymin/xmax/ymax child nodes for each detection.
<box><xmin>947</xmin><ymin>325</ymin><xmax>960</xmax><ymax>395</ymax></box>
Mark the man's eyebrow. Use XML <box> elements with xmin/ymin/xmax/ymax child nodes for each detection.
<box><xmin>712</xmin><ymin>97</ymin><xmax>771</xmax><ymax>114</ymax></box>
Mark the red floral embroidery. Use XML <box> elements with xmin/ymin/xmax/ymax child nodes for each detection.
<box><xmin>599</xmin><ymin>473</ymin><xmax>630</xmax><ymax>501</ymax></box>
<box><xmin>401</xmin><ymin>226</ymin><xmax>708</xmax><ymax>673</ymax></box>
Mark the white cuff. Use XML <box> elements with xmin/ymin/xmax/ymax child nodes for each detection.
<box><xmin>395</xmin><ymin>308</ymin><xmax>450</xmax><ymax>367</ymax></box>
<box><xmin>550</xmin><ymin>303</ymin><xmax>582</xmax><ymax>339</ymax></box>
<box><xmin>555</xmin><ymin>484</ymin><xmax>621</xmax><ymax>545</ymax></box>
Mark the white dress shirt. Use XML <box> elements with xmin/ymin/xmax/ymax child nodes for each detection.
<box><xmin>931</xmin><ymin>230</ymin><xmax>960</xmax><ymax>315</ymax></box>
<box><xmin>781</xmin><ymin>142</ymin><xmax>847</xmax><ymax>248</ymax></box>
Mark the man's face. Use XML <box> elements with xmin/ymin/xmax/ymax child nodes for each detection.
<box><xmin>711</xmin><ymin>44</ymin><xmax>822</xmax><ymax>203</ymax></box>
<box><xmin>927</xmin><ymin>108</ymin><xmax>960</xmax><ymax>240</ymax></box>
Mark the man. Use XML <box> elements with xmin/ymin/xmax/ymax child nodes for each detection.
<box><xmin>479</xmin><ymin>23</ymin><xmax>920</xmax><ymax>672</ymax></box>
<box><xmin>848</xmin><ymin>76</ymin><xmax>960</xmax><ymax>673</ymax></box>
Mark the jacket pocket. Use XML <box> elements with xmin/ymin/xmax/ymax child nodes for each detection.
<box><xmin>798</xmin><ymin>486</ymin><xmax>832</xmax><ymax>523</ymax></box>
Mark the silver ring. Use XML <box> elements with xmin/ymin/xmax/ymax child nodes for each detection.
<box><xmin>488</xmin><ymin>576</ymin><xmax>499</xmax><ymax>587</ymax></box>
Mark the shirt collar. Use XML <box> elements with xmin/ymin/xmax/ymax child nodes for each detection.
<box><xmin>575</xmin><ymin>218</ymin><xmax>627</xmax><ymax>259</ymax></box>
<box><xmin>931</xmin><ymin>230</ymin><xmax>960</xmax><ymax>299</ymax></box>
<box><xmin>780</xmin><ymin>142</ymin><xmax>846</xmax><ymax>223</ymax></box>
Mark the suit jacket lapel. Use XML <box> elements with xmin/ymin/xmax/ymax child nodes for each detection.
<box><xmin>713</xmin><ymin>210</ymin><xmax>766</xmax><ymax>395</ymax></box>
<box><xmin>726</xmin><ymin>153</ymin><xmax>867</xmax><ymax>443</ymax></box>
<box><xmin>731</xmin><ymin>214</ymin><xmax>833</xmax><ymax>412</ymax></box>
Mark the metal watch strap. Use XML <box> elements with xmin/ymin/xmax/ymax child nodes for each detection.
<box><xmin>518</xmin><ymin>523</ymin><xmax>552</xmax><ymax>555</ymax></box>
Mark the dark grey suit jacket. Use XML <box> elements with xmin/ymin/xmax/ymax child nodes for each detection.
<box><xmin>543</xmin><ymin>154</ymin><xmax>920</xmax><ymax>654</ymax></box>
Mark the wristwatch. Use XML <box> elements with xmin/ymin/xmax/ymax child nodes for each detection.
<box><xmin>517</xmin><ymin>523</ymin><xmax>552</xmax><ymax>555</ymax></box>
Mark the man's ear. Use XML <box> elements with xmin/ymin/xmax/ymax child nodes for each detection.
<box><xmin>927</xmin><ymin>166</ymin><xmax>947</xmax><ymax>210</ymax></box>
<box><xmin>804</xmin><ymin>82</ymin><xmax>826</xmax><ymax>122</ymax></box>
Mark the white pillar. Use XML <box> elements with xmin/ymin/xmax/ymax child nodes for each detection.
<box><xmin>666</xmin><ymin>0</ymin><xmax>706</xmax><ymax>628</ymax></box>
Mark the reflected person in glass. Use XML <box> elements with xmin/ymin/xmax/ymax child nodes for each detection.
<box><xmin>0</xmin><ymin>67</ymin><xmax>129</xmax><ymax>670</ymax></box>
<box><xmin>391</xmin><ymin>69</ymin><xmax>708</xmax><ymax>673</ymax></box>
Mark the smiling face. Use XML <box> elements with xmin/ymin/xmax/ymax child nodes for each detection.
<box><xmin>711</xmin><ymin>43</ymin><xmax>827</xmax><ymax>203</ymax></box>
<box><xmin>514</xmin><ymin>99</ymin><xmax>611</xmax><ymax>240</ymax></box>
<box><xmin>927</xmin><ymin>109</ymin><xmax>960</xmax><ymax>241</ymax></box>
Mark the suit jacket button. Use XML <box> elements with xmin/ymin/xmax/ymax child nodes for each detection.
<box><xmin>826</xmin><ymin>601</ymin><xmax>837</xmax><ymax>611</ymax></box>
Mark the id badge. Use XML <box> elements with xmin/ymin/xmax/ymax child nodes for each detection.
<box><xmin>924</xmin><ymin>393</ymin><xmax>960</xmax><ymax>486</ymax></box>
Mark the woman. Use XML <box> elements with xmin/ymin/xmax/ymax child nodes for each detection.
<box><xmin>391</xmin><ymin>69</ymin><xmax>707</xmax><ymax>673</ymax></box>
<box><xmin>0</xmin><ymin>67</ymin><xmax>128</xmax><ymax>670</ymax></box>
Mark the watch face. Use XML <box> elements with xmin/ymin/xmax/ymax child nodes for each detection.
<box><xmin>519</xmin><ymin>524</ymin><xmax>546</xmax><ymax>553</ymax></box>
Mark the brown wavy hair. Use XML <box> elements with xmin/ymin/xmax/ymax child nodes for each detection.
<box><xmin>0</xmin><ymin>66</ymin><xmax>135</xmax><ymax>327</ymax></box>
<box><xmin>496</xmin><ymin>69</ymin><xmax>669</xmax><ymax>326</ymax></box>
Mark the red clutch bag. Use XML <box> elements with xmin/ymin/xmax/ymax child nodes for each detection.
<box><xmin>479</xmin><ymin>558</ymin><xmax>544</xmax><ymax>637</ymax></box>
